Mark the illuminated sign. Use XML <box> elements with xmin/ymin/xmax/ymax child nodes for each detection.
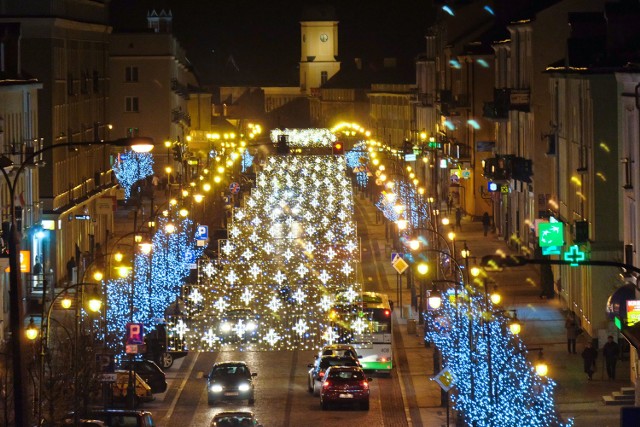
<box><xmin>4</xmin><ymin>250</ymin><xmax>31</xmax><ymax>273</ymax></box>
<box><xmin>628</xmin><ymin>300</ymin><xmax>640</xmax><ymax>326</ymax></box>
<box><xmin>538</xmin><ymin>222</ymin><xmax>564</xmax><ymax>248</ymax></box>
<box><xmin>41</xmin><ymin>220</ymin><xmax>56</xmax><ymax>230</ymax></box>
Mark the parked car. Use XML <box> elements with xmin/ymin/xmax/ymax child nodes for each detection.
<box><xmin>320</xmin><ymin>366</ymin><xmax>372</xmax><ymax>411</ymax></box>
<box><xmin>207</xmin><ymin>361</ymin><xmax>257</xmax><ymax>405</ymax></box>
<box><xmin>63</xmin><ymin>410</ymin><xmax>155</xmax><ymax>427</ymax></box>
<box><xmin>210</xmin><ymin>411</ymin><xmax>263</xmax><ymax>427</ymax></box>
<box><xmin>118</xmin><ymin>359</ymin><xmax>167</xmax><ymax>393</ymax></box>
<box><xmin>218</xmin><ymin>308</ymin><xmax>260</xmax><ymax>342</ymax></box>
<box><xmin>317</xmin><ymin>344</ymin><xmax>360</xmax><ymax>360</ymax></box>
<box><xmin>307</xmin><ymin>355</ymin><xmax>360</xmax><ymax>395</ymax></box>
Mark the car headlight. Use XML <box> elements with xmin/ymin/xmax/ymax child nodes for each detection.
<box><xmin>238</xmin><ymin>383</ymin><xmax>251</xmax><ymax>392</ymax></box>
<box><xmin>246</xmin><ymin>321</ymin><xmax>257</xmax><ymax>331</ymax></box>
<box><xmin>220</xmin><ymin>323</ymin><xmax>232</xmax><ymax>332</ymax></box>
<box><xmin>210</xmin><ymin>384</ymin><xmax>223</xmax><ymax>393</ymax></box>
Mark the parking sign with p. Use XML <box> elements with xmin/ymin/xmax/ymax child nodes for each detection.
<box><xmin>126</xmin><ymin>322</ymin><xmax>144</xmax><ymax>345</ymax></box>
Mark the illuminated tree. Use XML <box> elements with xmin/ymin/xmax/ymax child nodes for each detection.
<box><xmin>113</xmin><ymin>151</ymin><xmax>154</xmax><ymax>199</ymax></box>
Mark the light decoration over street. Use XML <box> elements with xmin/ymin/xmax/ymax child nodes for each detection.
<box><xmin>270</xmin><ymin>128</ymin><xmax>336</xmax><ymax>147</ymax></box>
<box><xmin>186</xmin><ymin>146</ymin><xmax>364</xmax><ymax>351</ymax></box>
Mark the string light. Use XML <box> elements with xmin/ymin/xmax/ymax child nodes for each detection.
<box><xmin>112</xmin><ymin>150</ymin><xmax>154</xmax><ymax>199</ymax></box>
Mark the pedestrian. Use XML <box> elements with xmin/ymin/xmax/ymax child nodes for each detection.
<box><xmin>447</xmin><ymin>194</ymin><xmax>453</xmax><ymax>214</ymax></box>
<box><xmin>602</xmin><ymin>335</ymin><xmax>620</xmax><ymax>380</ymax></box>
<box><xmin>66</xmin><ymin>256</ymin><xmax>76</xmax><ymax>283</ymax></box>
<box><xmin>482</xmin><ymin>212</ymin><xmax>491</xmax><ymax>236</ymax></box>
<box><xmin>455</xmin><ymin>207</ymin><xmax>462</xmax><ymax>230</ymax></box>
<box><xmin>581</xmin><ymin>341</ymin><xmax>598</xmax><ymax>380</ymax></box>
<box><xmin>565</xmin><ymin>313</ymin><xmax>579</xmax><ymax>354</ymax></box>
<box><xmin>33</xmin><ymin>256</ymin><xmax>42</xmax><ymax>276</ymax></box>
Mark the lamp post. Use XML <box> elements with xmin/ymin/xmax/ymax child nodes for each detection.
<box><xmin>0</xmin><ymin>136</ymin><xmax>154</xmax><ymax>426</ymax></box>
<box><xmin>28</xmin><ymin>282</ymin><xmax>102</xmax><ymax>426</ymax></box>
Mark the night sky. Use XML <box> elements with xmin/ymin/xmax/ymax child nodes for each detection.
<box><xmin>109</xmin><ymin>0</ymin><xmax>437</xmax><ymax>85</ymax></box>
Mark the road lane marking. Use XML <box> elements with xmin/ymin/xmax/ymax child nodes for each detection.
<box><xmin>162</xmin><ymin>352</ymin><xmax>200</xmax><ymax>423</ymax></box>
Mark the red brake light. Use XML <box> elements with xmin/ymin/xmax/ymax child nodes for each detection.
<box><xmin>323</xmin><ymin>380</ymin><xmax>331</xmax><ymax>388</ymax></box>
<box><xmin>384</xmin><ymin>309</ymin><xmax>390</xmax><ymax>317</ymax></box>
<box><xmin>361</xmin><ymin>381</ymin><xmax>369</xmax><ymax>389</ymax></box>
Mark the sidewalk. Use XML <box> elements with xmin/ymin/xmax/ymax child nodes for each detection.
<box><xmin>356</xmin><ymin>193</ymin><xmax>630</xmax><ymax>427</ymax></box>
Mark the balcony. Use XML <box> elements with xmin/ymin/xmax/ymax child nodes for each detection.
<box><xmin>483</xmin><ymin>89</ymin><xmax>510</xmax><ymax>121</ymax></box>
<box><xmin>170</xmin><ymin>78</ymin><xmax>190</xmax><ymax>100</ymax></box>
<box><xmin>171</xmin><ymin>109</ymin><xmax>191</xmax><ymax>127</ymax></box>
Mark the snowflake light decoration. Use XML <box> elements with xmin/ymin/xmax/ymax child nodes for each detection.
<box><xmin>293</xmin><ymin>318</ymin><xmax>309</xmax><ymax>336</ymax></box>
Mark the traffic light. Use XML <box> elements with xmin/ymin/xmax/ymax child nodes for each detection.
<box><xmin>332</xmin><ymin>141</ymin><xmax>344</xmax><ymax>155</ymax></box>
<box><xmin>512</xmin><ymin>157</ymin><xmax>533</xmax><ymax>182</ymax></box>
<box><xmin>172</xmin><ymin>144</ymin><xmax>182</xmax><ymax>161</ymax></box>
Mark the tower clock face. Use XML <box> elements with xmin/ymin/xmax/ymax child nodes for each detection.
<box><xmin>320</xmin><ymin>33</ymin><xmax>328</xmax><ymax>42</ymax></box>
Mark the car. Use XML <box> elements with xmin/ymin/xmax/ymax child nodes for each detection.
<box><xmin>207</xmin><ymin>361</ymin><xmax>257</xmax><ymax>405</ymax></box>
<box><xmin>63</xmin><ymin>410</ymin><xmax>155</xmax><ymax>427</ymax></box>
<box><xmin>307</xmin><ymin>355</ymin><xmax>360</xmax><ymax>396</ymax></box>
<box><xmin>118</xmin><ymin>359</ymin><xmax>167</xmax><ymax>394</ymax></box>
<box><xmin>318</xmin><ymin>344</ymin><xmax>360</xmax><ymax>360</ymax></box>
<box><xmin>320</xmin><ymin>366</ymin><xmax>372</xmax><ymax>411</ymax></box>
<box><xmin>218</xmin><ymin>308</ymin><xmax>260</xmax><ymax>342</ymax></box>
<box><xmin>210</xmin><ymin>411</ymin><xmax>263</xmax><ymax>427</ymax></box>
<box><xmin>62</xmin><ymin>420</ymin><xmax>106</xmax><ymax>427</ymax></box>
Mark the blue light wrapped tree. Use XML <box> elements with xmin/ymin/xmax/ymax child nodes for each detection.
<box><xmin>426</xmin><ymin>288</ymin><xmax>572</xmax><ymax>427</ymax></box>
<box><xmin>113</xmin><ymin>150</ymin><xmax>154</xmax><ymax>199</ymax></box>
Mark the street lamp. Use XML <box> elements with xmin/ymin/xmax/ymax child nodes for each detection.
<box><xmin>0</xmin><ymin>136</ymin><xmax>155</xmax><ymax>426</ymax></box>
<box><xmin>29</xmin><ymin>282</ymin><xmax>102</xmax><ymax>425</ymax></box>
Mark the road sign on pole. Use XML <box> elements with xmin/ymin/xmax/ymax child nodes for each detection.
<box><xmin>229</xmin><ymin>182</ymin><xmax>240</xmax><ymax>194</ymax></box>
<box><xmin>125</xmin><ymin>322</ymin><xmax>144</xmax><ymax>345</ymax></box>
<box><xmin>196</xmin><ymin>225</ymin><xmax>209</xmax><ymax>240</ymax></box>
<box><xmin>433</xmin><ymin>367</ymin><xmax>456</xmax><ymax>392</ymax></box>
<box><xmin>392</xmin><ymin>256</ymin><xmax>409</xmax><ymax>274</ymax></box>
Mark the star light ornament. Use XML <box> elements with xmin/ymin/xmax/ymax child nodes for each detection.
<box><xmin>202</xmin><ymin>329</ymin><xmax>220</xmax><ymax>347</ymax></box>
<box><xmin>322</xmin><ymin>327</ymin><xmax>339</xmax><ymax>344</ymax></box>
<box><xmin>174</xmin><ymin>318</ymin><xmax>189</xmax><ymax>340</ymax></box>
<box><xmin>189</xmin><ymin>288</ymin><xmax>204</xmax><ymax>305</ymax></box>
<box><xmin>343</xmin><ymin>286</ymin><xmax>359</xmax><ymax>303</ymax></box>
<box><xmin>263</xmin><ymin>328</ymin><xmax>281</xmax><ymax>346</ymax></box>
<box><xmin>203</xmin><ymin>263</ymin><xmax>216</xmax><ymax>278</ymax></box>
<box><xmin>351</xmin><ymin>317</ymin><xmax>368</xmax><ymax>335</ymax></box>
<box><xmin>233</xmin><ymin>319</ymin><xmax>248</xmax><ymax>338</ymax></box>
<box><xmin>293</xmin><ymin>318</ymin><xmax>309</xmax><ymax>336</ymax></box>
<box><xmin>240</xmin><ymin>288</ymin><xmax>254</xmax><ymax>306</ymax></box>
<box><xmin>293</xmin><ymin>288</ymin><xmax>307</xmax><ymax>304</ymax></box>
<box><xmin>214</xmin><ymin>297</ymin><xmax>229</xmax><ymax>313</ymax></box>
<box><xmin>318</xmin><ymin>295</ymin><xmax>334</xmax><ymax>312</ymax></box>
<box><xmin>267</xmin><ymin>296</ymin><xmax>282</xmax><ymax>312</ymax></box>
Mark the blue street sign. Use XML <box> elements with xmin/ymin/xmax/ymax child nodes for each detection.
<box><xmin>196</xmin><ymin>225</ymin><xmax>209</xmax><ymax>240</ymax></box>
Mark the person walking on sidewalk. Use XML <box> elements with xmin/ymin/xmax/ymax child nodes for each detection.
<box><xmin>565</xmin><ymin>313</ymin><xmax>579</xmax><ymax>354</ymax></box>
<box><xmin>602</xmin><ymin>335</ymin><xmax>620</xmax><ymax>380</ymax></box>
<box><xmin>455</xmin><ymin>207</ymin><xmax>462</xmax><ymax>230</ymax></box>
<box><xmin>481</xmin><ymin>212</ymin><xmax>491</xmax><ymax>236</ymax></box>
<box><xmin>582</xmin><ymin>342</ymin><xmax>598</xmax><ymax>380</ymax></box>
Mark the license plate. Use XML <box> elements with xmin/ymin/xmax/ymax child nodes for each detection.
<box><xmin>339</xmin><ymin>393</ymin><xmax>353</xmax><ymax>398</ymax></box>
<box><xmin>224</xmin><ymin>392</ymin><xmax>239</xmax><ymax>396</ymax></box>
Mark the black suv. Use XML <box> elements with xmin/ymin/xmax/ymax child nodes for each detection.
<box><xmin>207</xmin><ymin>361</ymin><xmax>257</xmax><ymax>405</ymax></box>
<box><xmin>118</xmin><ymin>359</ymin><xmax>167</xmax><ymax>394</ymax></box>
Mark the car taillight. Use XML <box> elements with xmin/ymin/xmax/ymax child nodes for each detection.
<box><xmin>384</xmin><ymin>309</ymin><xmax>390</xmax><ymax>317</ymax></box>
<box><xmin>319</xmin><ymin>371</ymin><xmax>325</xmax><ymax>378</ymax></box>
<box><xmin>361</xmin><ymin>381</ymin><xmax>369</xmax><ymax>389</ymax></box>
<box><xmin>323</xmin><ymin>381</ymin><xmax>331</xmax><ymax>388</ymax></box>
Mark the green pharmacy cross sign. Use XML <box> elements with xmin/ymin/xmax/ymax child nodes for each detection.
<box><xmin>538</xmin><ymin>222</ymin><xmax>564</xmax><ymax>247</ymax></box>
<box><xmin>563</xmin><ymin>245</ymin><xmax>586</xmax><ymax>266</ymax></box>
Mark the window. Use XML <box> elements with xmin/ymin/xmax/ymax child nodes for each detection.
<box><xmin>125</xmin><ymin>66</ymin><xmax>139</xmax><ymax>82</ymax></box>
<box><xmin>125</xmin><ymin>97</ymin><xmax>139</xmax><ymax>112</ymax></box>
<box><xmin>321</xmin><ymin>71</ymin><xmax>328</xmax><ymax>85</ymax></box>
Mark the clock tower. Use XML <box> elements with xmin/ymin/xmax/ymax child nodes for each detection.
<box><xmin>299</xmin><ymin>7</ymin><xmax>340</xmax><ymax>95</ymax></box>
